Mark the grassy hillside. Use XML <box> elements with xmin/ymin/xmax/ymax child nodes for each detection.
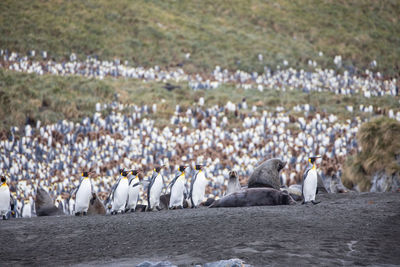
<box><xmin>1</xmin><ymin>69</ymin><xmax>399</xmax><ymax>133</ymax></box>
<box><xmin>1</xmin><ymin>0</ymin><xmax>399</xmax><ymax>75</ymax></box>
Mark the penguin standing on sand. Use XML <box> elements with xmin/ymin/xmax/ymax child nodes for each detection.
<box><xmin>189</xmin><ymin>165</ymin><xmax>208</xmax><ymax>208</ymax></box>
<box><xmin>21</xmin><ymin>199</ymin><xmax>32</xmax><ymax>218</ymax></box>
<box><xmin>147</xmin><ymin>166</ymin><xmax>164</xmax><ymax>211</ymax></box>
<box><xmin>126</xmin><ymin>170</ymin><xmax>142</xmax><ymax>212</ymax></box>
<box><xmin>168</xmin><ymin>166</ymin><xmax>187</xmax><ymax>209</ymax></box>
<box><xmin>109</xmin><ymin>170</ymin><xmax>130</xmax><ymax>214</ymax></box>
<box><xmin>0</xmin><ymin>176</ymin><xmax>13</xmax><ymax>220</ymax></box>
<box><xmin>74</xmin><ymin>172</ymin><xmax>93</xmax><ymax>216</ymax></box>
<box><xmin>302</xmin><ymin>156</ymin><xmax>321</xmax><ymax>205</ymax></box>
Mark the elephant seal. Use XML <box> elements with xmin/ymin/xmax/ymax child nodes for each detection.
<box><xmin>87</xmin><ymin>193</ymin><xmax>106</xmax><ymax>215</ymax></box>
<box><xmin>209</xmin><ymin>188</ymin><xmax>296</xmax><ymax>208</ymax></box>
<box><xmin>226</xmin><ymin>171</ymin><xmax>241</xmax><ymax>195</ymax></box>
<box><xmin>248</xmin><ymin>158</ymin><xmax>286</xmax><ymax>189</ymax></box>
<box><xmin>35</xmin><ymin>188</ymin><xmax>64</xmax><ymax>216</ymax></box>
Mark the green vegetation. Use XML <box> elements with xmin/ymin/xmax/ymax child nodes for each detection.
<box><xmin>1</xmin><ymin>69</ymin><xmax>399</xmax><ymax>133</ymax></box>
<box><xmin>0</xmin><ymin>69</ymin><xmax>113</xmax><ymax>132</ymax></box>
<box><xmin>343</xmin><ymin>117</ymin><xmax>400</xmax><ymax>191</ymax></box>
<box><xmin>1</xmin><ymin>0</ymin><xmax>399</xmax><ymax>75</ymax></box>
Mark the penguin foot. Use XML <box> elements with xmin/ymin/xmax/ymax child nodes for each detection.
<box><xmin>130</xmin><ymin>209</ymin><xmax>135</xmax><ymax>212</ymax></box>
<box><xmin>83</xmin><ymin>211</ymin><xmax>87</xmax><ymax>216</ymax></box>
<box><xmin>111</xmin><ymin>211</ymin><xmax>117</xmax><ymax>215</ymax></box>
<box><xmin>178</xmin><ymin>205</ymin><xmax>184</xmax><ymax>209</ymax></box>
<box><xmin>311</xmin><ymin>200</ymin><xmax>321</xmax><ymax>205</ymax></box>
<box><xmin>75</xmin><ymin>212</ymin><xmax>81</xmax><ymax>216</ymax></box>
<box><xmin>2</xmin><ymin>215</ymin><xmax>7</xmax><ymax>220</ymax></box>
<box><xmin>156</xmin><ymin>206</ymin><xmax>162</xmax><ymax>211</ymax></box>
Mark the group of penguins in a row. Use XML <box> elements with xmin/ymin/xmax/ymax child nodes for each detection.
<box><xmin>0</xmin><ymin>156</ymin><xmax>325</xmax><ymax>220</ymax></box>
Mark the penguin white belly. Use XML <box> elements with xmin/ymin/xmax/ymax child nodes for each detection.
<box><xmin>0</xmin><ymin>186</ymin><xmax>10</xmax><ymax>215</ymax></box>
<box><xmin>127</xmin><ymin>181</ymin><xmax>141</xmax><ymax>210</ymax></box>
<box><xmin>22</xmin><ymin>203</ymin><xmax>32</xmax><ymax>218</ymax></box>
<box><xmin>112</xmin><ymin>178</ymin><xmax>129</xmax><ymax>212</ymax></box>
<box><xmin>75</xmin><ymin>179</ymin><xmax>92</xmax><ymax>213</ymax></box>
<box><xmin>149</xmin><ymin>175</ymin><xmax>163</xmax><ymax>208</ymax></box>
<box><xmin>191</xmin><ymin>173</ymin><xmax>207</xmax><ymax>207</ymax></box>
<box><xmin>169</xmin><ymin>179</ymin><xmax>185</xmax><ymax>208</ymax></box>
<box><xmin>303</xmin><ymin>169</ymin><xmax>318</xmax><ymax>202</ymax></box>
<box><xmin>69</xmin><ymin>198</ymin><xmax>75</xmax><ymax>215</ymax></box>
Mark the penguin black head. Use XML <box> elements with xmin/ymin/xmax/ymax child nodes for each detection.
<box><xmin>1</xmin><ymin>176</ymin><xmax>6</xmax><ymax>183</ymax></box>
<box><xmin>195</xmin><ymin>165</ymin><xmax>202</xmax><ymax>171</ymax></box>
<box><xmin>121</xmin><ymin>171</ymin><xmax>128</xmax><ymax>177</ymax></box>
<box><xmin>179</xmin><ymin>166</ymin><xmax>187</xmax><ymax>172</ymax></box>
<box><xmin>82</xmin><ymin>172</ymin><xmax>89</xmax><ymax>178</ymax></box>
<box><xmin>154</xmin><ymin>166</ymin><xmax>163</xmax><ymax>173</ymax></box>
<box><xmin>131</xmin><ymin>170</ymin><xmax>139</xmax><ymax>176</ymax></box>
<box><xmin>119</xmin><ymin>169</ymin><xmax>124</xmax><ymax>175</ymax></box>
<box><xmin>308</xmin><ymin>155</ymin><xmax>321</xmax><ymax>164</ymax></box>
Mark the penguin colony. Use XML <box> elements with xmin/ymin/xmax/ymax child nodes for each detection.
<box><xmin>1</xmin><ymin>155</ymin><xmax>324</xmax><ymax>219</ymax></box>
<box><xmin>0</xmin><ymin>96</ymin><xmax>397</xmax><ymax>218</ymax></box>
<box><xmin>1</xmin><ymin>50</ymin><xmax>399</xmax><ymax>219</ymax></box>
<box><xmin>1</xmin><ymin>50</ymin><xmax>399</xmax><ymax>97</ymax></box>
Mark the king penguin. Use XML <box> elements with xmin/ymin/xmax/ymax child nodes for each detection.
<box><xmin>147</xmin><ymin>166</ymin><xmax>164</xmax><ymax>211</ymax></box>
<box><xmin>126</xmin><ymin>170</ymin><xmax>142</xmax><ymax>212</ymax></box>
<box><xmin>0</xmin><ymin>176</ymin><xmax>12</xmax><ymax>220</ymax></box>
<box><xmin>168</xmin><ymin>166</ymin><xmax>187</xmax><ymax>209</ymax></box>
<box><xmin>21</xmin><ymin>199</ymin><xmax>32</xmax><ymax>218</ymax></box>
<box><xmin>302</xmin><ymin>156</ymin><xmax>321</xmax><ymax>205</ymax></box>
<box><xmin>189</xmin><ymin>165</ymin><xmax>208</xmax><ymax>208</ymax></box>
<box><xmin>74</xmin><ymin>172</ymin><xmax>93</xmax><ymax>216</ymax></box>
<box><xmin>109</xmin><ymin>170</ymin><xmax>130</xmax><ymax>214</ymax></box>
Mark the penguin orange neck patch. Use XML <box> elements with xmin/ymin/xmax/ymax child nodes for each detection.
<box><xmin>1</xmin><ymin>183</ymin><xmax>7</xmax><ymax>187</ymax></box>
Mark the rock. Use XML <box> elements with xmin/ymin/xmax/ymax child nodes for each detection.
<box><xmin>137</xmin><ymin>261</ymin><xmax>176</xmax><ymax>267</ymax></box>
<box><xmin>204</xmin><ymin>258</ymin><xmax>252</xmax><ymax>267</ymax></box>
<box><xmin>370</xmin><ymin>171</ymin><xmax>400</xmax><ymax>192</ymax></box>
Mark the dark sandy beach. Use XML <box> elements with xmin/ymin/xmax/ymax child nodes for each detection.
<box><xmin>1</xmin><ymin>192</ymin><xmax>399</xmax><ymax>266</ymax></box>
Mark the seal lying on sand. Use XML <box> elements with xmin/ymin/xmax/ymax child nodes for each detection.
<box><xmin>87</xmin><ymin>193</ymin><xmax>106</xmax><ymax>215</ymax></box>
<box><xmin>209</xmin><ymin>188</ymin><xmax>296</xmax><ymax>208</ymax></box>
<box><xmin>35</xmin><ymin>188</ymin><xmax>64</xmax><ymax>216</ymax></box>
<box><xmin>248</xmin><ymin>158</ymin><xmax>286</xmax><ymax>190</ymax></box>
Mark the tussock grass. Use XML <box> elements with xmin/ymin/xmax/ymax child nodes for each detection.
<box><xmin>343</xmin><ymin>117</ymin><xmax>400</xmax><ymax>191</ymax></box>
<box><xmin>0</xmin><ymin>0</ymin><xmax>399</xmax><ymax>75</ymax></box>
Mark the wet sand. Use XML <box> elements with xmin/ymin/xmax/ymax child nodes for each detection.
<box><xmin>1</xmin><ymin>192</ymin><xmax>399</xmax><ymax>266</ymax></box>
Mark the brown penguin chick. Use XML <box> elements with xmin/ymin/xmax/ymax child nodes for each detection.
<box><xmin>87</xmin><ymin>193</ymin><xmax>106</xmax><ymax>215</ymax></box>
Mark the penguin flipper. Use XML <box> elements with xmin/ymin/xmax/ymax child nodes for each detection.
<box><xmin>301</xmin><ymin>167</ymin><xmax>312</xmax><ymax>197</ymax></box>
<box><xmin>168</xmin><ymin>175</ymin><xmax>179</xmax><ymax>191</ymax></box>
<box><xmin>109</xmin><ymin>178</ymin><xmax>121</xmax><ymax>202</ymax></box>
